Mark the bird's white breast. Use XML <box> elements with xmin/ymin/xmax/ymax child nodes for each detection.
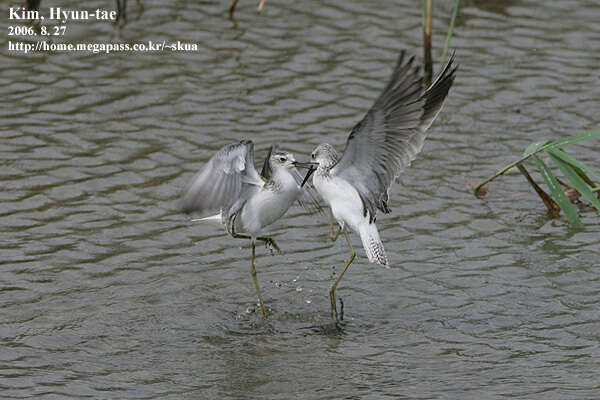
<box><xmin>239</xmin><ymin>169</ymin><xmax>300</xmax><ymax>237</ymax></box>
<box><xmin>314</xmin><ymin>173</ymin><xmax>365</xmax><ymax>233</ymax></box>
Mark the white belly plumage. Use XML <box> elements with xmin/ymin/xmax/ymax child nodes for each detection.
<box><xmin>239</xmin><ymin>185</ymin><xmax>300</xmax><ymax>237</ymax></box>
<box><xmin>314</xmin><ymin>174</ymin><xmax>364</xmax><ymax>232</ymax></box>
<box><xmin>314</xmin><ymin>173</ymin><xmax>388</xmax><ymax>265</ymax></box>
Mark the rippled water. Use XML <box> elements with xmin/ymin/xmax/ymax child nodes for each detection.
<box><xmin>2</xmin><ymin>0</ymin><xmax>600</xmax><ymax>398</ymax></box>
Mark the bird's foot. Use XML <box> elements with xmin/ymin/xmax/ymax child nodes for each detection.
<box><xmin>263</xmin><ymin>238</ymin><xmax>281</xmax><ymax>255</ymax></box>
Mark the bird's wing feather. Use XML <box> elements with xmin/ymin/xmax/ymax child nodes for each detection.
<box><xmin>260</xmin><ymin>143</ymin><xmax>278</xmax><ymax>181</ymax></box>
<box><xmin>332</xmin><ymin>51</ymin><xmax>457</xmax><ymax>221</ymax></box>
<box><xmin>181</xmin><ymin>140</ymin><xmax>263</xmax><ymax>218</ymax></box>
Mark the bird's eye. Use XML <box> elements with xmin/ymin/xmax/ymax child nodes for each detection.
<box><xmin>311</xmin><ymin>154</ymin><xmax>315</xmax><ymax>159</ymax></box>
<box><xmin>279</xmin><ymin>157</ymin><xmax>286</xmax><ymax>162</ymax></box>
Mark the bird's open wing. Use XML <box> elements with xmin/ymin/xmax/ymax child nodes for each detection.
<box><xmin>261</xmin><ymin>144</ymin><xmax>323</xmax><ymax>214</ymax></box>
<box><xmin>331</xmin><ymin>51</ymin><xmax>457</xmax><ymax>221</ymax></box>
<box><xmin>181</xmin><ymin>140</ymin><xmax>263</xmax><ymax>218</ymax></box>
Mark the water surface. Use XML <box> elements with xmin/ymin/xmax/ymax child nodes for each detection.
<box><xmin>1</xmin><ymin>0</ymin><xmax>600</xmax><ymax>398</ymax></box>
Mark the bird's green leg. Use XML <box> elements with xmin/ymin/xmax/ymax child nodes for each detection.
<box><xmin>250</xmin><ymin>243</ymin><xmax>268</xmax><ymax>318</ymax></box>
<box><xmin>231</xmin><ymin>229</ymin><xmax>274</xmax><ymax>317</ymax></box>
<box><xmin>329</xmin><ymin>230</ymin><xmax>355</xmax><ymax>320</ymax></box>
<box><xmin>329</xmin><ymin>209</ymin><xmax>341</xmax><ymax>241</ymax></box>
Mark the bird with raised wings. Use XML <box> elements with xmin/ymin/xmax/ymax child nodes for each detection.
<box><xmin>304</xmin><ymin>51</ymin><xmax>457</xmax><ymax>320</ymax></box>
<box><xmin>181</xmin><ymin>140</ymin><xmax>319</xmax><ymax>317</ymax></box>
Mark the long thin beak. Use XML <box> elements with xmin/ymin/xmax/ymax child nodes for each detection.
<box><xmin>300</xmin><ymin>166</ymin><xmax>316</xmax><ymax>187</ymax></box>
<box><xmin>292</xmin><ymin>161</ymin><xmax>318</xmax><ymax>187</ymax></box>
<box><xmin>293</xmin><ymin>161</ymin><xmax>318</xmax><ymax>169</ymax></box>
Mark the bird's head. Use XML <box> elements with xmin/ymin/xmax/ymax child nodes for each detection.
<box><xmin>311</xmin><ymin>143</ymin><xmax>340</xmax><ymax>170</ymax></box>
<box><xmin>269</xmin><ymin>151</ymin><xmax>297</xmax><ymax>170</ymax></box>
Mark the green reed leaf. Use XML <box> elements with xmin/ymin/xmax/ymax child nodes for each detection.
<box><xmin>547</xmin><ymin>151</ymin><xmax>600</xmax><ymax>213</ymax></box>
<box><xmin>534</xmin><ymin>155</ymin><xmax>583</xmax><ymax>228</ymax></box>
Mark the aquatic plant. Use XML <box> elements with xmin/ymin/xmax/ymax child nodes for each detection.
<box><xmin>423</xmin><ymin>0</ymin><xmax>433</xmax><ymax>84</ymax></box>
<box><xmin>230</xmin><ymin>0</ymin><xmax>267</xmax><ymax>19</ymax></box>
<box><xmin>441</xmin><ymin>0</ymin><xmax>460</xmax><ymax>65</ymax></box>
<box><xmin>474</xmin><ymin>129</ymin><xmax>600</xmax><ymax>227</ymax></box>
<box><xmin>423</xmin><ymin>0</ymin><xmax>460</xmax><ymax>84</ymax></box>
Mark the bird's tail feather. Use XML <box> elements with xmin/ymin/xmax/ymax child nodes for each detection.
<box><xmin>358</xmin><ymin>223</ymin><xmax>388</xmax><ymax>266</ymax></box>
<box><xmin>191</xmin><ymin>213</ymin><xmax>222</xmax><ymax>224</ymax></box>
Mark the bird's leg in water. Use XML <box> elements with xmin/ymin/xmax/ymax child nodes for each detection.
<box><xmin>231</xmin><ymin>228</ymin><xmax>272</xmax><ymax>317</ymax></box>
<box><xmin>329</xmin><ymin>209</ymin><xmax>341</xmax><ymax>241</ymax></box>
<box><xmin>329</xmin><ymin>230</ymin><xmax>355</xmax><ymax>320</ymax></box>
<box><xmin>250</xmin><ymin>243</ymin><xmax>268</xmax><ymax>317</ymax></box>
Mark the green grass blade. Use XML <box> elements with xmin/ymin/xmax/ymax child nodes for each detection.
<box><xmin>547</xmin><ymin>147</ymin><xmax>600</xmax><ymax>183</ymax></box>
<box><xmin>549</xmin><ymin>128</ymin><xmax>600</xmax><ymax>148</ymax></box>
<box><xmin>475</xmin><ymin>128</ymin><xmax>600</xmax><ymax>194</ymax></box>
<box><xmin>524</xmin><ymin>140</ymin><xmax>552</xmax><ymax>157</ymax></box>
<box><xmin>547</xmin><ymin>151</ymin><xmax>600</xmax><ymax>213</ymax></box>
<box><xmin>441</xmin><ymin>0</ymin><xmax>460</xmax><ymax>65</ymax></box>
<box><xmin>474</xmin><ymin>141</ymin><xmax>551</xmax><ymax>192</ymax></box>
<box><xmin>534</xmin><ymin>155</ymin><xmax>583</xmax><ymax>228</ymax></box>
